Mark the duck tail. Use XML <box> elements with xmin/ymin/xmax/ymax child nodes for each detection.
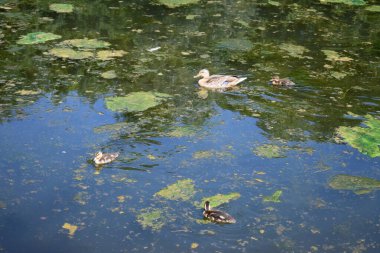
<box><xmin>236</xmin><ymin>77</ymin><xmax>247</xmax><ymax>84</ymax></box>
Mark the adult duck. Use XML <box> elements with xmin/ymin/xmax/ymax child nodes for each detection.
<box><xmin>203</xmin><ymin>201</ymin><xmax>236</xmax><ymax>224</ymax></box>
<box><xmin>194</xmin><ymin>69</ymin><xmax>246</xmax><ymax>89</ymax></box>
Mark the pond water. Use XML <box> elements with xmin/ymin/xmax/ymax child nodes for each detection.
<box><xmin>1</xmin><ymin>0</ymin><xmax>380</xmax><ymax>252</ymax></box>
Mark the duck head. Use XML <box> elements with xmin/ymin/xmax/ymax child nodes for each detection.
<box><xmin>94</xmin><ymin>151</ymin><xmax>103</xmax><ymax>159</ymax></box>
<box><xmin>204</xmin><ymin>201</ymin><xmax>211</xmax><ymax>211</ymax></box>
<box><xmin>269</xmin><ymin>75</ymin><xmax>281</xmax><ymax>85</ymax></box>
<box><xmin>194</xmin><ymin>69</ymin><xmax>210</xmax><ymax>78</ymax></box>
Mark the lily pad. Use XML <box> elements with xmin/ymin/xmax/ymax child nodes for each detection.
<box><xmin>320</xmin><ymin>0</ymin><xmax>366</xmax><ymax>5</ymax></box>
<box><xmin>328</xmin><ymin>174</ymin><xmax>380</xmax><ymax>194</ymax></box>
<box><xmin>195</xmin><ymin>192</ymin><xmax>240</xmax><ymax>208</ymax></box>
<box><xmin>49</xmin><ymin>3</ymin><xmax>74</xmax><ymax>13</ymax></box>
<box><xmin>136</xmin><ymin>208</ymin><xmax>165</xmax><ymax>231</ymax></box>
<box><xmin>336</xmin><ymin>114</ymin><xmax>380</xmax><ymax>157</ymax></box>
<box><xmin>217</xmin><ymin>38</ymin><xmax>253</xmax><ymax>51</ymax></box>
<box><xmin>322</xmin><ymin>50</ymin><xmax>353</xmax><ymax>62</ymax></box>
<box><xmin>279</xmin><ymin>43</ymin><xmax>310</xmax><ymax>58</ymax></box>
<box><xmin>101</xmin><ymin>70</ymin><xmax>117</xmax><ymax>79</ymax></box>
<box><xmin>48</xmin><ymin>48</ymin><xmax>93</xmax><ymax>60</ymax></box>
<box><xmin>96</xmin><ymin>50</ymin><xmax>127</xmax><ymax>60</ymax></box>
<box><xmin>365</xmin><ymin>5</ymin><xmax>380</xmax><ymax>12</ymax></box>
<box><xmin>61</xmin><ymin>38</ymin><xmax>110</xmax><ymax>49</ymax></box>
<box><xmin>254</xmin><ymin>144</ymin><xmax>286</xmax><ymax>158</ymax></box>
<box><xmin>157</xmin><ymin>0</ymin><xmax>200</xmax><ymax>8</ymax></box>
<box><xmin>17</xmin><ymin>32</ymin><xmax>61</xmax><ymax>45</ymax></box>
<box><xmin>154</xmin><ymin>179</ymin><xmax>195</xmax><ymax>201</ymax></box>
<box><xmin>105</xmin><ymin>91</ymin><xmax>172</xmax><ymax>112</ymax></box>
<box><xmin>263</xmin><ymin>190</ymin><xmax>282</xmax><ymax>202</ymax></box>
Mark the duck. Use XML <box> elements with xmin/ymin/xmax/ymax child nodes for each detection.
<box><xmin>194</xmin><ymin>69</ymin><xmax>247</xmax><ymax>89</ymax></box>
<box><xmin>93</xmin><ymin>151</ymin><xmax>119</xmax><ymax>165</ymax></box>
<box><xmin>203</xmin><ymin>201</ymin><xmax>236</xmax><ymax>224</ymax></box>
<box><xmin>268</xmin><ymin>75</ymin><xmax>295</xmax><ymax>86</ymax></box>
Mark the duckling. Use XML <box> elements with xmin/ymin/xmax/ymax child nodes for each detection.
<box><xmin>203</xmin><ymin>201</ymin><xmax>236</xmax><ymax>224</ymax></box>
<box><xmin>269</xmin><ymin>76</ymin><xmax>295</xmax><ymax>86</ymax></box>
<box><xmin>93</xmin><ymin>151</ymin><xmax>119</xmax><ymax>165</ymax></box>
<box><xmin>194</xmin><ymin>69</ymin><xmax>247</xmax><ymax>89</ymax></box>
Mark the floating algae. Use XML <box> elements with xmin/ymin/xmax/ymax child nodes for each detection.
<box><xmin>136</xmin><ymin>208</ymin><xmax>165</xmax><ymax>231</ymax></box>
<box><xmin>328</xmin><ymin>174</ymin><xmax>380</xmax><ymax>194</ymax></box>
<box><xmin>157</xmin><ymin>0</ymin><xmax>199</xmax><ymax>8</ymax></box>
<box><xmin>154</xmin><ymin>179</ymin><xmax>195</xmax><ymax>201</ymax></box>
<box><xmin>49</xmin><ymin>3</ymin><xmax>74</xmax><ymax>13</ymax></box>
<box><xmin>263</xmin><ymin>190</ymin><xmax>283</xmax><ymax>202</ymax></box>
<box><xmin>254</xmin><ymin>144</ymin><xmax>286</xmax><ymax>158</ymax></box>
<box><xmin>101</xmin><ymin>70</ymin><xmax>117</xmax><ymax>79</ymax></box>
<box><xmin>17</xmin><ymin>32</ymin><xmax>61</xmax><ymax>45</ymax></box>
<box><xmin>167</xmin><ymin>125</ymin><xmax>198</xmax><ymax>138</ymax></box>
<box><xmin>365</xmin><ymin>5</ymin><xmax>380</xmax><ymax>12</ymax></box>
<box><xmin>105</xmin><ymin>92</ymin><xmax>172</xmax><ymax>112</ymax></box>
<box><xmin>279</xmin><ymin>43</ymin><xmax>310</xmax><ymax>59</ymax></box>
<box><xmin>322</xmin><ymin>50</ymin><xmax>353</xmax><ymax>62</ymax></box>
<box><xmin>320</xmin><ymin>0</ymin><xmax>366</xmax><ymax>6</ymax></box>
<box><xmin>48</xmin><ymin>48</ymin><xmax>93</xmax><ymax>60</ymax></box>
<box><xmin>60</xmin><ymin>38</ymin><xmax>110</xmax><ymax>49</ymax></box>
<box><xmin>336</xmin><ymin>114</ymin><xmax>380</xmax><ymax>158</ymax></box>
<box><xmin>195</xmin><ymin>192</ymin><xmax>240</xmax><ymax>208</ymax></box>
<box><xmin>96</xmin><ymin>50</ymin><xmax>127</xmax><ymax>60</ymax></box>
<box><xmin>217</xmin><ymin>38</ymin><xmax>253</xmax><ymax>52</ymax></box>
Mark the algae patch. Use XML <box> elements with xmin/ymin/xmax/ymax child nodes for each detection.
<box><xmin>279</xmin><ymin>43</ymin><xmax>310</xmax><ymax>59</ymax></box>
<box><xmin>48</xmin><ymin>48</ymin><xmax>93</xmax><ymax>60</ymax></box>
<box><xmin>196</xmin><ymin>192</ymin><xmax>240</xmax><ymax>208</ymax></box>
<box><xmin>101</xmin><ymin>70</ymin><xmax>117</xmax><ymax>79</ymax></box>
<box><xmin>60</xmin><ymin>38</ymin><xmax>110</xmax><ymax>49</ymax></box>
<box><xmin>263</xmin><ymin>190</ymin><xmax>283</xmax><ymax>202</ymax></box>
<box><xmin>105</xmin><ymin>92</ymin><xmax>172</xmax><ymax>112</ymax></box>
<box><xmin>217</xmin><ymin>38</ymin><xmax>253</xmax><ymax>52</ymax></box>
<box><xmin>254</xmin><ymin>144</ymin><xmax>286</xmax><ymax>158</ymax></box>
<box><xmin>157</xmin><ymin>0</ymin><xmax>200</xmax><ymax>8</ymax></box>
<box><xmin>322</xmin><ymin>50</ymin><xmax>353</xmax><ymax>62</ymax></box>
<box><xmin>320</xmin><ymin>0</ymin><xmax>366</xmax><ymax>5</ymax></box>
<box><xmin>17</xmin><ymin>32</ymin><xmax>61</xmax><ymax>45</ymax></box>
<box><xmin>336</xmin><ymin>114</ymin><xmax>380</xmax><ymax>158</ymax></box>
<box><xmin>49</xmin><ymin>3</ymin><xmax>74</xmax><ymax>13</ymax></box>
<box><xmin>365</xmin><ymin>5</ymin><xmax>380</xmax><ymax>12</ymax></box>
<box><xmin>154</xmin><ymin>179</ymin><xmax>195</xmax><ymax>201</ymax></box>
<box><xmin>136</xmin><ymin>208</ymin><xmax>165</xmax><ymax>231</ymax></box>
<box><xmin>328</xmin><ymin>174</ymin><xmax>380</xmax><ymax>194</ymax></box>
<box><xmin>96</xmin><ymin>50</ymin><xmax>127</xmax><ymax>60</ymax></box>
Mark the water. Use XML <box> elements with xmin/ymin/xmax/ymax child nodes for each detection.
<box><xmin>1</xmin><ymin>0</ymin><xmax>380</xmax><ymax>252</ymax></box>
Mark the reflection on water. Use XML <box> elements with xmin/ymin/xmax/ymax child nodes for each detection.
<box><xmin>1</xmin><ymin>0</ymin><xmax>380</xmax><ymax>252</ymax></box>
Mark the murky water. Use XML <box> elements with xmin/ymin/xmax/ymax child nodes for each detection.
<box><xmin>1</xmin><ymin>0</ymin><xmax>380</xmax><ymax>252</ymax></box>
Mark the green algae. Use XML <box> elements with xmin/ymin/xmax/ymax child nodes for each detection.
<box><xmin>49</xmin><ymin>3</ymin><xmax>74</xmax><ymax>13</ymax></box>
<box><xmin>279</xmin><ymin>43</ymin><xmax>310</xmax><ymax>59</ymax></box>
<box><xmin>167</xmin><ymin>126</ymin><xmax>198</xmax><ymax>138</ymax></box>
<box><xmin>101</xmin><ymin>70</ymin><xmax>117</xmax><ymax>79</ymax></box>
<box><xmin>365</xmin><ymin>5</ymin><xmax>380</xmax><ymax>12</ymax></box>
<box><xmin>136</xmin><ymin>208</ymin><xmax>165</xmax><ymax>231</ymax></box>
<box><xmin>192</xmin><ymin>150</ymin><xmax>234</xmax><ymax>159</ymax></box>
<box><xmin>320</xmin><ymin>0</ymin><xmax>366</xmax><ymax>5</ymax></box>
<box><xmin>17</xmin><ymin>32</ymin><xmax>61</xmax><ymax>45</ymax></box>
<box><xmin>322</xmin><ymin>50</ymin><xmax>353</xmax><ymax>62</ymax></box>
<box><xmin>328</xmin><ymin>174</ymin><xmax>380</xmax><ymax>194</ymax></box>
<box><xmin>48</xmin><ymin>48</ymin><xmax>93</xmax><ymax>60</ymax></box>
<box><xmin>263</xmin><ymin>190</ymin><xmax>282</xmax><ymax>203</ymax></box>
<box><xmin>105</xmin><ymin>92</ymin><xmax>172</xmax><ymax>112</ymax></box>
<box><xmin>336</xmin><ymin>115</ymin><xmax>380</xmax><ymax>158</ymax></box>
<box><xmin>253</xmin><ymin>144</ymin><xmax>286</xmax><ymax>158</ymax></box>
<box><xmin>154</xmin><ymin>179</ymin><xmax>195</xmax><ymax>201</ymax></box>
<box><xmin>60</xmin><ymin>38</ymin><xmax>110</xmax><ymax>49</ymax></box>
<box><xmin>157</xmin><ymin>0</ymin><xmax>199</xmax><ymax>8</ymax></box>
<box><xmin>217</xmin><ymin>38</ymin><xmax>253</xmax><ymax>52</ymax></box>
<box><xmin>196</xmin><ymin>192</ymin><xmax>241</xmax><ymax>208</ymax></box>
<box><xmin>96</xmin><ymin>50</ymin><xmax>127</xmax><ymax>60</ymax></box>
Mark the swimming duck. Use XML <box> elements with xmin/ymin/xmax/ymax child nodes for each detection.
<box><xmin>93</xmin><ymin>151</ymin><xmax>119</xmax><ymax>165</ymax></box>
<box><xmin>194</xmin><ymin>69</ymin><xmax>247</xmax><ymax>89</ymax></box>
<box><xmin>203</xmin><ymin>201</ymin><xmax>236</xmax><ymax>224</ymax></box>
<box><xmin>269</xmin><ymin>76</ymin><xmax>295</xmax><ymax>86</ymax></box>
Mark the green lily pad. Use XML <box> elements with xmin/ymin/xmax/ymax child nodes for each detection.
<box><xmin>17</xmin><ymin>32</ymin><xmax>61</xmax><ymax>45</ymax></box>
<box><xmin>217</xmin><ymin>38</ymin><xmax>253</xmax><ymax>51</ymax></box>
<box><xmin>96</xmin><ymin>50</ymin><xmax>127</xmax><ymax>60</ymax></box>
<box><xmin>157</xmin><ymin>0</ymin><xmax>200</xmax><ymax>8</ymax></box>
<box><xmin>195</xmin><ymin>192</ymin><xmax>240</xmax><ymax>208</ymax></box>
<box><xmin>49</xmin><ymin>3</ymin><xmax>74</xmax><ymax>13</ymax></box>
<box><xmin>61</xmin><ymin>38</ymin><xmax>110</xmax><ymax>49</ymax></box>
<box><xmin>263</xmin><ymin>190</ymin><xmax>282</xmax><ymax>202</ymax></box>
<box><xmin>328</xmin><ymin>174</ymin><xmax>380</xmax><ymax>194</ymax></box>
<box><xmin>105</xmin><ymin>91</ymin><xmax>172</xmax><ymax>112</ymax></box>
<box><xmin>254</xmin><ymin>144</ymin><xmax>286</xmax><ymax>158</ymax></box>
<box><xmin>101</xmin><ymin>70</ymin><xmax>117</xmax><ymax>79</ymax></box>
<box><xmin>336</xmin><ymin>114</ymin><xmax>380</xmax><ymax>157</ymax></box>
<box><xmin>48</xmin><ymin>48</ymin><xmax>93</xmax><ymax>60</ymax></box>
<box><xmin>136</xmin><ymin>208</ymin><xmax>165</xmax><ymax>231</ymax></box>
<box><xmin>154</xmin><ymin>179</ymin><xmax>195</xmax><ymax>201</ymax></box>
<box><xmin>320</xmin><ymin>0</ymin><xmax>366</xmax><ymax>5</ymax></box>
<box><xmin>279</xmin><ymin>43</ymin><xmax>310</xmax><ymax>58</ymax></box>
<box><xmin>365</xmin><ymin>5</ymin><xmax>380</xmax><ymax>12</ymax></box>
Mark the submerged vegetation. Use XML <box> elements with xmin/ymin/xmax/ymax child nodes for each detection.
<box><xmin>328</xmin><ymin>175</ymin><xmax>380</xmax><ymax>194</ymax></box>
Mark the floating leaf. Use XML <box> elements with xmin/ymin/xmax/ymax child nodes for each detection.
<box><xmin>154</xmin><ymin>179</ymin><xmax>195</xmax><ymax>201</ymax></box>
<box><xmin>253</xmin><ymin>144</ymin><xmax>286</xmax><ymax>158</ymax></box>
<box><xmin>196</xmin><ymin>192</ymin><xmax>240</xmax><ymax>208</ymax></box>
<box><xmin>320</xmin><ymin>0</ymin><xmax>366</xmax><ymax>6</ymax></box>
<box><xmin>61</xmin><ymin>38</ymin><xmax>110</xmax><ymax>49</ymax></box>
<box><xmin>279</xmin><ymin>43</ymin><xmax>310</xmax><ymax>58</ymax></box>
<box><xmin>328</xmin><ymin>174</ymin><xmax>380</xmax><ymax>194</ymax></box>
<box><xmin>136</xmin><ymin>208</ymin><xmax>165</xmax><ymax>231</ymax></box>
<box><xmin>96</xmin><ymin>50</ymin><xmax>127</xmax><ymax>60</ymax></box>
<box><xmin>62</xmin><ymin>223</ymin><xmax>78</xmax><ymax>237</ymax></box>
<box><xmin>48</xmin><ymin>48</ymin><xmax>93</xmax><ymax>60</ymax></box>
<box><xmin>217</xmin><ymin>38</ymin><xmax>253</xmax><ymax>51</ymax></box>
<box><xmin>101</xmin><ymin>70</ymin><xmax>117</xmax><ymax>79</ymax></box>
<box><xmin>263</xmin><ymin>190</ymin><xmax>282</xmax><ymax>202</ymax></box>
<box><xmin>105</xmin><ymin>91</ymin><xmax>172</xmax><ymax>112</ymax></box>
<box><xmin>365</xmin><ymin>5</ymin><xmax>380</xmax><ymax>12</ymax></box>
<box><xmin>322</xmin><ymin>50</ymin><xmax>353</xmax><ymax>62</ymax></box>
<box><xmin>49</xmin><ymin>3</ymin><xmax>74</xmax><ymax>13</ymax></box>
<box><xmin>336</xmin><ymin>114</ymin><xmax>380</xmax><ymax>157</ymax></box>
<box><xmin>157</xmin><ymin>0</ymin><xmax>200</xmax><ymax>8</ymax></box>
<box><xmin>17</xmin><ymin>32</ymin><xmax>61</xmax><ymax>45</ymax></box>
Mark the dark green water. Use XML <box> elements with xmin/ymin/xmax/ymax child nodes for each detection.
<box><xmin>1</xmin><ymin>0</ymin><xmax>380</xmax><ymax>252</ymax></box>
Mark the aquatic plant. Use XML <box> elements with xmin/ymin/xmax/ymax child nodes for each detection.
<box><xmin>217</xmin><ymin>38</ymin><xmax>253</xmax><ymax>51</ymax></box>
<box><xmin>322</xmin><ymin>50</ymin><xmax>353</xmax><ymax>62</ymax></box>
<box><xmin>96</xmin><ymin>50</ymin><xmax>127</xmax><ymax>60</ymax></box>
<box><xmin>279</xmin><ymin>43</ymin><xmax>310</xmax><ymax>59</ymax></box>
<box><xmin>105</xmin><ymin>92</ymin><xmax>172</xmax><ymax>112</ymax></box>
<box><xmin>336</xmin><ymin>114</ymin><xmax>380</xmax><ymax>158</ymax></box>
<box><xmin>60</xmin><ymin>38</ymin><xmax>110</xmax><ymax>49</ymax></box>
<box><xmin>48</xmin><ymin>48</ymin><xmax>93</xmax><ymax>60</ymax></box>
<box><xmin>196</xmin><ymin>192</ymin><xmax>240</xmax><ymax>208</ymax></box>
<box><xmin>154</xmin><ymin>179</ymin><xmax>195</xmax><ymax>201</ymax></box>
<box><xmin>17</xmin><ymin>32</ymin><xmax>61</xmax><ymax>45</ymax></box>
<box><xmin>253</xmin><ymin>144</ymin><xmax>286</xmax><ymax>158</ymax></box>
<box><xmin>365</xmin><ymin>5</ymin><xmax>380</xmax><ymax>12</ymax></box>
<box><xmin>328</xmin><ymin>174</ymin><xmax>380</xmax><ymax>194</ymax></box>
<box><xmin>101</xmin><ymin>70</ymin><xmax>117</xmax><ymax>79</ymax></box>
<box><xmin>136</xmin><ymin>208</ymin><xmax>165</xmax><ymax>231</ymax></box>
<box><xmin>156</xmin><ymin>0</ymin><xmax>199</xmax><ymax>8</ymax></box>
<box><xmin>320</xmin><ymin>0</ymin><xmax>366</xmax><ymax>5</ymax></box>
<box><xmin>49</xmin><ymin>3</ymin><xmax>74</xmax><ymax>13</ymax></box>
<box><xmin>263</xmin><ymin>190</ymin><xmax>283</xmax><ymax>202</ymax></box>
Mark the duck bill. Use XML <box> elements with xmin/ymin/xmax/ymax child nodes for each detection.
<box><xmin>194</xmin><ymin>74</ymin><xmax>200</xmax><ymax>78</ymax></box>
